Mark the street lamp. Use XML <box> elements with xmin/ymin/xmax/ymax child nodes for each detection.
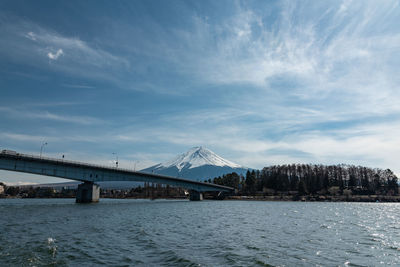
<box><xmin>112</xmin><ymin>152</ymin><xmax>118</xmax><ymax>168</ymax></box>
<box><xmin>40</xmin><ymin>142</ymin><xmax>48</xmax><ymax>158</ymax></box>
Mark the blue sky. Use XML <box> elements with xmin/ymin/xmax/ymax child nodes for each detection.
<box><xmin>1</xmin><ymin>0</ymin><xmax>400</xmax><ymax>184</ymax></box>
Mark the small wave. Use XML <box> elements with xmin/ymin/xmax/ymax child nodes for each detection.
<box><xmin>320</xmin><ymin>224</ymin><xmax>332</xmax><ymax>229</ymax></box>
<box><xmin>47</xmin><ymin>237</ymin><xmax>57</xmax><ymax>258</ymax></box>
<box><xmin>254</xmin><ymin>259</ymin><xmax>274</xmax><ymax>267</ymax></box>
<box><xmin>245</xmin><ymin>245</ymin><xmax>261</xmax><ymax>251</ymax></box>
<box><xmin>161</xmin><ymin>250</ymin><xmax>198</xmax><ymax>266</ymax></box>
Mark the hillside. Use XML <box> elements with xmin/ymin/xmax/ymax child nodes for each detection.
<box><xmin>141</xmin><ymin>146</ymin><xmax>248</xmax><ymax>181</ymax></box>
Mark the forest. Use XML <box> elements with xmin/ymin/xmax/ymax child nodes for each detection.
<box><xmin>211</xmin><ymin>164</ymin><xmax>399</xmax><ymax>196</ymax></box>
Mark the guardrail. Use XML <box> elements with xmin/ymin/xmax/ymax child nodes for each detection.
<box><xmin>0</xmin><ymin>150</ymin><xmax>233</xmax><ymax>190</ymax></box>
<box><xmin>1</xmin><ymin>150</ymin><xmax>134</xmax><ymax>173</ymax></box>
<box><xmin>1</xmin><ymin>149</ymin><xmax>177</xmax><ymax>177</ymax></box>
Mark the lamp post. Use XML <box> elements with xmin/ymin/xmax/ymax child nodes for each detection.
<box><xmin>112</xmin><ymin>152</ymin><xmax>118</xmax><ymax>168</ymax></box>
<box><xmin>40</xmin><ymin>142</ymin><xmax>48</xmax><ymax>158</ymax></box>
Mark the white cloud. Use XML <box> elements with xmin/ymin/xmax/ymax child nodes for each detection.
<box><xmin>0</xmin><ymin>132</ymin><xmax>57</xmax><ymax>143</ymax></box>
<box><xmin>0</xmin><ymin>17</ymin><xmax>129</xmax><ymax>85</ymax></box>
<box><xmin>1</xmin><ymin>1</ymin><xmax>400</xmax><ymax>177</ymax></box>
<box><xmin>104</xmin><ymin>104</ymin><xmax>400</xmax><ymax>175</ymax></box>
<box><xmin>25</xmin><ymin>31</ymin><xmax>36</xmax><ymax>41</ymax></box>
<box><xmin>20</xmin><ymin>27</ymin><xmax>128</xmax><ymax>67</ymax></box>
<box><xmin>152</xmin><ymin>0</ymin><xmax>400</xmax><ymax>117</ymax></box>
<box><xmin>61</xmin><ymin>84</ymin><xmax>95</xmax><ymax>89</ymax></box>
<box><xmin>47</xmin><ymin>48</ymin><xmax>63</xmax><ymax>60</ymax></box>
<box><xmin>0</xmin><ymin>131</ymin><xmax>110</xmax><ymax>144</ymax></box>
<box><xmin>31</xmin><ymin>111</ymin><xmax>102</xmax><ymax>125</ymax></box>
<box><xmin>0</xmin><ymin>106</ymin><xmax>103</xmax><ymax>125</ymax></box>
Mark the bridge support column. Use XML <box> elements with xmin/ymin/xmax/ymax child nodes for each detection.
<box><xmin>189</xmin><ymin>190</ymin><xmax>203</xmax><ymax>201</ymax></box>
<box><xmin>76</xmin><ymin>182</ymin><xmax>100</xmax><ymax>203</ymax></box>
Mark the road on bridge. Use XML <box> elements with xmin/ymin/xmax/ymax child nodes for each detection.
<box><xmin>0</xmin><ymin>150</ymin><xmax>234</xmax><ymax>202</ymax></box>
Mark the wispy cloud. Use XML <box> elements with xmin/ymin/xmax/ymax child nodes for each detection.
<box><xmin>1</xmin><ymin>1</ymin><xmax>400</xmax><ymax>178</ymax></box>
<box><xmin>0</xmin><ymin>15</ymin><xmax>129</xmax><ymax>84</ymax></box>
<box><xmin>47</xmin><ymin>48</ymin><xmax>63</xmax><ymax>60</ymax></box>
<box><xmin>20</xmin><ymin>26</ymin><xmax>128</xmax><ymax>68</ymax></box>
<box><xmin>123</xmin><ymin>0</ymin><xmax>400</xmax><ymax>110</ymax></box>
<box><xmin>61</xmin><ymin>84</ymin><xmax>95</xmax><ymax>89</ymax></box>
<box><xmin>25</xmin><ymin>31</ymin><xmax>36</xmax><ymax>41</ymax></box>
<box><xmin>30</xmin><ymin>111</ymin><xmax>103</xmax><ymax>125</ymax></box>
<box><xmin>0</xmin><ymin>107</ymin><xmax>103</xmax><ymax>125</ymax></box>
<box><xmin>107</xmin><ymin>104</ymin><xmax>400</xmax><ymax>174</ymax></box>
<box><xmin>135</xmin><ymin>0</ymin><xmax>400</xmax><ymax>173</ymax></box>
<box><xmin>0</xmin><ymin>132</ymin><xmax>59</xmax><ymax>142</ymax></box>
<box><xmin>25</xmin><ymin>101</ymin><xmax>87</xmax><ymax>107</ymax></box>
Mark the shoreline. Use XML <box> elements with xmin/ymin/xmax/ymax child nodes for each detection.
<box><xmin>2</xmin><ymin>195</ymin><xmax>400</xmax><ymax>202</ymax></box>
<box><xmin>227</xmin><ymin>195</ymin><xmax>400</xmax><ymax>202</ymax></box>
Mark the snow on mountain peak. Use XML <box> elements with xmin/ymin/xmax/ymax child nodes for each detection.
<box><xmin>160</xmin><ymin>146</ymin><xmax>242</xmax><ymax>171</ymax></box>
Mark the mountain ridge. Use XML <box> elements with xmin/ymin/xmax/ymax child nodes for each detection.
<box><xmin>141</xmin><ymin>146</ymin><xmax>248</xmax><ymax>181</ymax></box>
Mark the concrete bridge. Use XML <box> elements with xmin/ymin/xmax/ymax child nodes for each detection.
<box><xmin>0</xmin><ymin>150</ymin><xmax>233</xmax><ymax>202</ymax></box>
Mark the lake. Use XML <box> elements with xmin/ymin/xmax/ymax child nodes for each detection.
<box><xmin>1</xmin><ymin>199</ymin><xmax>399</xmax><ymax>266</ymax></box>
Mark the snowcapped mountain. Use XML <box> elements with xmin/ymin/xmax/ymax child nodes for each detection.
<box><xmin>141</xmin><ymin>146</ymin><xmax>248</xmax><ymax>181</ymax></box>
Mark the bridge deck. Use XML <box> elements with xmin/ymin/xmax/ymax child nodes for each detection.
<box><xmin>0</xmin><ymin>151</ymin><xmax>233</xmax><ymax>192</ymax></box>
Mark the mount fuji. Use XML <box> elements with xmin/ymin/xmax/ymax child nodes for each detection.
<box><xmin>141</xmin><ymin>146</ymin><xmax>248</xmax><ymax>181</ymax></box>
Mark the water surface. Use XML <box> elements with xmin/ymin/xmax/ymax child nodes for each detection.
<box><xmin>1</xmin><ymin>199</ymin><xmax>399</xmax><ymax>266</ymax></box>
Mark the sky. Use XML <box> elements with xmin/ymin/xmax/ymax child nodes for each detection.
<box><xmin>1</xmin><ymin>0</ymin><xmax>400</xmax><ymax>185</ymax></box>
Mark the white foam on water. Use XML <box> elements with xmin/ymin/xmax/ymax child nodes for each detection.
<box><xmin>47</xmin><ymin>237</ymin><xmax>57</xmax><ymax>258</ymax></box>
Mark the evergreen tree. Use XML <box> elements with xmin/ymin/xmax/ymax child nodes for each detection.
<box><xmin>298</xmin><ymin>180</ymin><xmax>307</xmax><ymax>195</ymax></box>
<box><xmin>245</xmin><ymin>170</ymin><xmax>256</xmax><ymax>193</ymax></box>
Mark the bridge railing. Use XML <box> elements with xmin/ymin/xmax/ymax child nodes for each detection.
<box><xmin>0</xmin><ymin>150</ymin><xmax>213</xmax><ymax>182</ymax></box>
<box><xmin>0</xmin><ymin>150</ymin><xmax>234</xmax><ymax>191</ymax></box>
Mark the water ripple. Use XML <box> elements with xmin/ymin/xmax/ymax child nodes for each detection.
<box><xmin>1</xmin><ymin>199</ymin><xmax>400</xmax><ymax>266</ymax></box>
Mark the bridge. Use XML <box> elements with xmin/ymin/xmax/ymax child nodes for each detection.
<box><xmin>0</xmin><ymin>150</ymin><xmax>233</xmax><ymax>202</ymax></box>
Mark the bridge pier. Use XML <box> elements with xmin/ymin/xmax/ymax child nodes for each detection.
<box><xmin>76</xmin><ymin>182</ymin><xmax>100</xmax><ymax>203</ymax></box>
<box><xmin>189</xmin><ymin>190</ymin><xmax>203</xmax><ymax>201</ymax></box>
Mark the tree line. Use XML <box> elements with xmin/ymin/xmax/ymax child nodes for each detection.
<box><xmin>211</xmin><ymin>164</ymin><xmax>399</xmax><ymax>196</ymax></box>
